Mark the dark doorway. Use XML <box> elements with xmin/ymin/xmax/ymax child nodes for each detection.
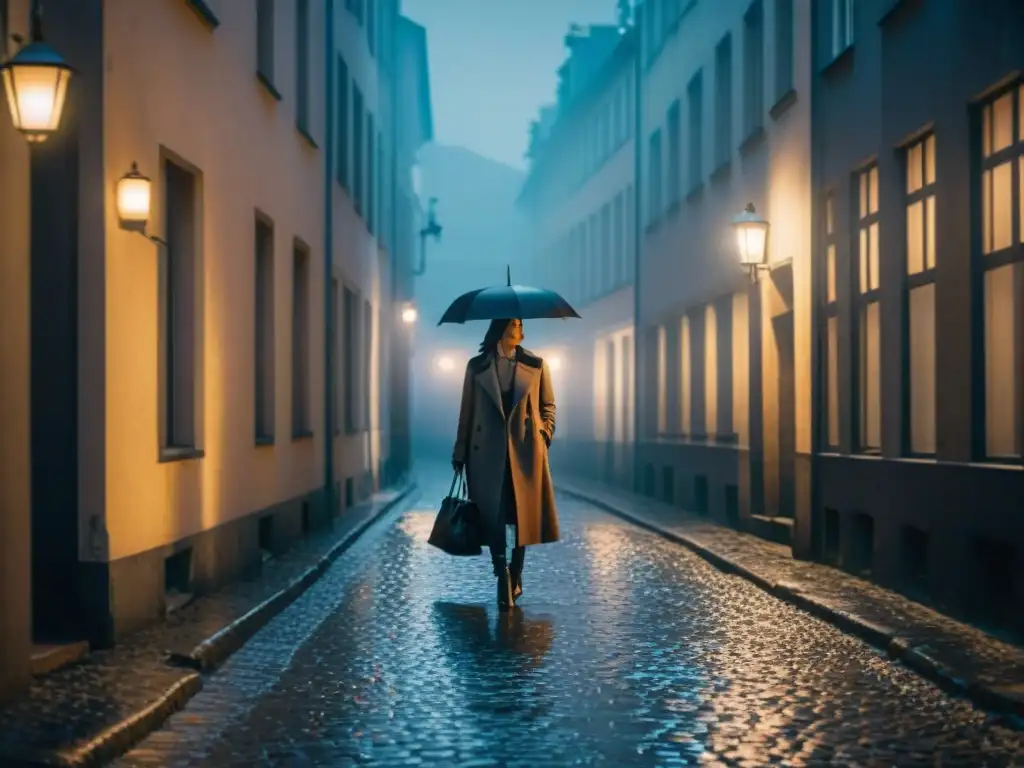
<box><xmin>30</xmin><ymin>123</ymin><xmax>83</xmax><ymax>642</ymax></box>
<box><xmin>774</xmin><ymin>311</ymin><xmax>796</xmax><ymax>518</ymax></box>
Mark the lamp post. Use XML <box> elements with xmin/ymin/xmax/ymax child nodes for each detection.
<box><xmin>115</xmin><ymin>162</ymin><xmax>166</xmax><ymax>246</ymax></box>
<box><xmin>1</xmin><ymin>0</ymin><xmax>73</xmax><ymax>143</ymax></box>
<box><xmin>413</xmin><ymin>197</ymin><xmax>442</xmax><ymax>276</ymax></box>
<box><xmin>733</xmin><ymin>202</ymin><xmax>770</xmax><ymax>282</ymax></box>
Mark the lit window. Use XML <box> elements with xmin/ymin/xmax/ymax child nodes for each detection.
<box><xmin>855</xmin><ymin>166</ymin><xmax>881</xmax><ymax>452</ymax></box>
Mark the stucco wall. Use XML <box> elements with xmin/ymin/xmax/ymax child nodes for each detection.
<box><xmin>101</xmin><ymin>0</ymin><xmax>327</xmax><ymax>560</ymax></box>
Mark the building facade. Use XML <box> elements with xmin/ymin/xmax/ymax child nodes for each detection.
<box><xmin>810</xmin><ymin>0</ymin><xmax>1024</xmax><ymax>631</ymax></box>
<box><xmin>0</xmin><ymin>0</ymin><xmax>430</xmax><ymax>701</ymax></box>
<box><xmin>635</xmin><ymin>0</ymin><xmax>815</xmax><ymax>550</ymax></box>
<box><xmin>519</xmin><ymin>25</ymin><xmax>638</xmax><ymax>490</ymax></box>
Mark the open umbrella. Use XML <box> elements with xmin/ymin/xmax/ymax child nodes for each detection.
<box><xmin>437</xmin><ymin>266</ymin><xmax>581</xmax><ymax>325</ymax></box>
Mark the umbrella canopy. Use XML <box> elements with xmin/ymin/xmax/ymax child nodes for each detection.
<box><xmin>437</xmin><ymin>266</ymin><xmax>581</xmax><ymax>325</ymax></box>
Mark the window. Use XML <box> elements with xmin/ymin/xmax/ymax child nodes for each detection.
<box><xmin>680</xmin><ymin>315</ymin><xmax>692</xmax><ymax>434</ymax></box>
<box><xmin>774</xmin><ymin>0</ymin><xmax>794</xmax><ymax>99</ymax></box>
<box><xmin>256</xmin><ymin>0</ymin><xmax>275</xmax><ymax>86</ymax></box>
<box><xmin>687</xmin><ymin>70</ymin><xmax>703</xmax><ymax>190</ymax></box>
<box><xmin>648</xmin><ymin>128</ymin><xmax>662</xmax><ymax>224</ymax></box>
<box><xmin>378</xmin><ymin>129</ymin><xmax>386</xmax><ymax>247</ymax></box>
<box><xmin>336</xmin><ymin>56</ymin><xmax>349</xmax><ymax>188</ymax></box>
<box><xmin>625</xmin><ymin>71</ymin><xmax>634</xmax><ymax>140</ymax></box>
<box><xmin>343</xmin><ymin>287</ymin><xmax>358</xmax><ymax>433</ymax></box>
<box><xmin>743</xmin><ymin>0</ymin><xmax>764</xmax><ymax>137</ymax></box>
<box><xmin>367</xmin><ymin>0</ymin><xmax>376</xmax><ymax>56</ymax></box>
<box><xmin>823</xmin><ymin>193</ymin><xmax>839</xmax><ymax>449</ymax></box>
<box><xmin>292</xmin><ymin>243</ymin><xmax>311</xmax><ymax>436</ymax></box>
<box><xmin>601</xmin><ymin>203</ymin><xmax>612</xmax><ymax>294</ymax></box>
<box><xmin>613</xmin><ymin>192</ymin><xmax>625</xmax><ymax>286</ymax></box>
<box><xmin>657</xmin><ymin>325</ymin><xmax>668</xmax><ymax>433</ymax></box>
<box><xmin>979</xmin><ymin>84</ymin><xmax>1024</xmax><ymax>459</ymax></box>
<box><xmin>353</xmin><ymin>85</ymin><xmax>364</xmax><ymax>213</ymax></box>
<box><xmin>362</xmin><ymin>299</ymin><xmax>372</xmax><ymax>430</ymax></box>
<box><xmin>714</xmin><ymin>34</ymin><xmax>733</xmax><ymax>168</ymax></box>
<box><xmin>856</xmin><ymin>165</ymin><xmax>881</xmax><ymax>452</ymax></box>
<box><xmin>579</xmin><ymin>222</ymin><xmax>588</xmax><ymax>305</ymax></box>
<box><xmin>331</xmin><ymin>278</ymin><xmax>340</xmax><ymax>433</ymax></box>
<box><xmin>255</xmin><ymin>216</ymin><xmax>275</xmax><ymax>442</ymax></box>
<box><xmin>905</xmin><ymin>133</ymin><xmax>937</xmax><ymax>455</ymax></box>
<box><xmin>666</xmin><ymin>100</ymin><xmax>681</xmax><ymax>208</ymax></box>
<box><xmin>831</xmin><ymin>0</ymin><xmax>854</xmax><ymax>59</ymax></box>
<box><xmin>625</xmin><ymin>184</ymin><xmax>635</xmax><ymax>282</ymax></box>
<box><xmin>162</xmin><ymin>160</ymin><xmax>199</xmax><ymax>452</ymax></box>
<box><xmin>705</xmin><ymin>304</ymin><xmax>719</xmax><ymax>436</ymax></box>
<box><xmin>295</xmin><ymin>0</ymin><xmax>309</xmax><ymax>131</ymax></box>
<box><xmin>367</xmin><ymin>113</ymin><xmax>376</xmax><ymax>234</ymax></box>
<box><xmin>588</xmin><ymin>213</ymin><xmax>599</xmax><ymax>299</ymax></box>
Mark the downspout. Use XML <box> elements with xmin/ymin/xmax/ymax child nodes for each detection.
<box><xmin>631</xmin><ymin>26</ymin><xmax>643</xmax><ymax>493</ymax></box>
<box><xmin>807</xmin><ymin>2</ymin><xmax>823</xmax><ymax>560</ymax></box>
<box><xmin>323</xmin><ymin>0</ymin><xmax>336</xmax><ymax>515</ymax></box>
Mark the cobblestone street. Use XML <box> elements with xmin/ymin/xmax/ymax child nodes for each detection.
<box><xmin>116</xmin><ymin>469</ymin><xmax>1024</xmax><ymax>767</ymax></box>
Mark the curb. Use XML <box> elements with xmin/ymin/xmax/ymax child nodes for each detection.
<box><xmin>170</xmin><ymin>481</ymin><xmax>417</xmax><ymax>672</ymax></box>
<box><xmin>561</xmin><ymin>485</ymin><xmax>1024</xmax><ymax>723</ymax></box>
<box><xmin>4</xmin><ymin>482</ymin><xmax>417</xmax><ymax>768</ymax></box>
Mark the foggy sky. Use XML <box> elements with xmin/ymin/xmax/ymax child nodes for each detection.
<box><xmin>401</xmin><ymin>0</ymin><xmax>618</xmax><ymax>170</ymax></box>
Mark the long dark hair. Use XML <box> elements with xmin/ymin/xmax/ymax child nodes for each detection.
<box><xmin>479</xmin><ymin>318</ymin><xmax>518</xmax><ymax>353</ymax></box>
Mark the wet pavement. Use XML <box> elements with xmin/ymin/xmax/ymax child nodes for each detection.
<box><xmin>116</xmin><ymin>469</ymin><xmax>1024</xmax><ymax>767</ymax></box>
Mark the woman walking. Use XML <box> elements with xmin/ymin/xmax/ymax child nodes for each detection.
<box><xmin>451</xmin><ymin>318</ymin><xmax>560</xmax><ymax>610</ymax></box>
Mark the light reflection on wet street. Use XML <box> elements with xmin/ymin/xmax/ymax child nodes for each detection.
<box><xmin>117</xmin><ymin>469</ymin><xmax>1024</xmax><ymax>767</ymax></box>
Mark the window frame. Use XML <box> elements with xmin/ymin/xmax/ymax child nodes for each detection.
<box><xmin>973</xmin><ymin>81</ymin><xmax>1024</xmax><ymax>462</ymax></box>
<box><xmin>853</xmin><ymin>164</ymin><xmax>882</xmax><ymax>454</ymax></box>
<box><xmin>901</xmin><ymin>131</ymin><xmax>938</xmax><ymax>457</ymax></box>
<box><xmin>822</xmin><ymin>190</ymin><xmax>840</xmax><ymax>451</ymax></box>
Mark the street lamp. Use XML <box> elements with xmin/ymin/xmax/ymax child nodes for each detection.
<box><xmin>413</xmin><ymin>197</ymin><xmax>442</xmax><ymax>276</ymax></box>
<box><xmin>400</xmin><ymin>302</ymin><xmax>418</xmax><ymax>325</ymax></box>
<box><xmin>116</xmin><ymin>161</ymin><xmax>166</xmax><ymax>246</ymax></box>
<box><xmin>0</xmin><ymin>0</ymin><xmax>73</xmax><ymax>143</ymax></box>
<box><xmin>732</xmin><ymin>202</ymin><xmax>770</xmax><ymax>282</ymax></box>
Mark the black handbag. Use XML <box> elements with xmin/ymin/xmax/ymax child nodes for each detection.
<box><xmin>428</xmin><ymin>471</ymin><xmax>483</xmax><ymax>556</ymax></box>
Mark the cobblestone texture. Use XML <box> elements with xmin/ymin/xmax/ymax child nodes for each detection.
<box><xmin>0</xmin><ymin>487</ymin><xmax>410</xmax><ymax>764</ymax></box>
<box><xmin>559</xmin><ymin>475</ymin><xmax>1024</xmax><ymax>710</ymax></box>
<box><xmin>116</xmin><ymin>467</ymin><xmax>1024</xmax><ymax>767</ymax></box>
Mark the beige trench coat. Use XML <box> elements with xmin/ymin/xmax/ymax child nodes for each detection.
<box><xmin>452</xmin><ymin>346</ymin><xmax>560</xmax><ymax>549</ymax></box>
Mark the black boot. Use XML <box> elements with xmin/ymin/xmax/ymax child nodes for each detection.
<box><xmin>491</xmin><ymin>550</ymin><xmax>514</xmax><ymax>611</ymax></box>
<box><xmin>509</xmin><ymin>546</ymin><xmax>525</xmax><ymax>601</ymax></box>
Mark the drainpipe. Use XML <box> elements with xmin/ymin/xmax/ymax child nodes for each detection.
<box><xmin>323</xmin><ymin>0</ymin><xmax>336</xmax><ymax>516</ymax></box>
<box><xmin>807</xmin><ymin>2</ymin><xmax>823</xmax><ymax>560</ymax></box>
<box><xmin>631</xmin><ymin>26</ymin><xmax>643</xmax><ymax>493</ymax></box>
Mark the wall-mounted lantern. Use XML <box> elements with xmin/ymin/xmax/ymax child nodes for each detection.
<box><xmin>732</xmin><ymin>202</ymin><xmax>770</xmax><ymax>282</ymax></box>
<box><xmin>116</xmin><ymin>162</ymin><xmax>166</xmax><ymax>245</ymax></box>
<box><xmin>400</xmin><ymin>302</ymin><xmax>418</xmax><ymax>325</ymax></box>
<box><xmin>1</xmin><ymin>1</ymin><xmax>74</xmax><ymax>143</ymax></box>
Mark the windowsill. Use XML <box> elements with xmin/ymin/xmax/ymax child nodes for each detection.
<box><xmin>709</xmin><ymin>160</ymin><xmax>731</xmax><ymax>184</ymax></box>
<box><xmin>738</xmin><ymin>125</ymin><xmax>766</xmax><ymax>156</ymax></box>
<box><xmin>292</xmin><ymin>429</ymin><xmax>314</xmax><ymax>442</ymax></box>
<box><xmin>255</xmin><ymin>435</ymin><xmax>275</xmax><ymax>447</ymax></box>
<box><xmin>159</xmin><ymin>446</ymin><xmax>205</xmax><ymax>464</ymax></box>
<box><xmin>852</xmin><ymin>449</ymin><xmax>883</xmax><ymax>459</ymax></box>
<box><xmin>821</xmin><ymin>45</ymin><xmax>855</xmax><ymax>76</ymax></box>
<box><xmin>296</xmin><ymin>123</ymin><xmax>318</xmax><ymax>149</ymax></box>
<box><xmin>257</xmin><ymin>71</ymin><xmax>283</xmax><ymax>101</ymax></box>
<box><xmin>769</xmin><ymin>88</ymin><xmax>798</xmax><ymax>120</ymax></box>
<box><xmin>685</xmin><ymin>183</ymin><xmax>704</xmax><ymax>203</ymax></box>
<box><xmin>185</xmin><ymin>0</ymin><xmax>220</xmax><ymax>29</ymax></box>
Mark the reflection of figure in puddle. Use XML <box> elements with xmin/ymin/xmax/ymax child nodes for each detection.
<box><xmin>432</xmin><ymin>602</ymin><xmax>555</xmax><ymax>675</ymax></box>
<box><xmin>451</xmin><ymin>318</ymin><xmax>561</xmax><ymax>611</ymax></box>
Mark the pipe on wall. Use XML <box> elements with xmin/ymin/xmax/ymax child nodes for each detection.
<box><xmin>323</xmin><ymin>0</ymin><xmax>336</xmax><ymax>515</ymax></box>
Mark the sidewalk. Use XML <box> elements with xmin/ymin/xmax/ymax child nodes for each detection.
<box><xmin>559</xmin><ymin>475</ymin><xmax>1024</xmax><ymax>723</ymax></box>
<box><xmin>0</xmin><ymin>482</ymin><xmax>418</xmax><ymax>768</ymax></box>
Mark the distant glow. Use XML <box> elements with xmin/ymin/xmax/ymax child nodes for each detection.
<box><xmin>401</xmin><ymin>305</ymin><xmax>418</xmax><ymax>324</ymax></box>
<box><xmin>548</xmin><ymin>356</ymin><xmax>562</xmax><ymax>372</ymax></box>
<box><xmin>434</xmin><ymin>355</ymin><xmax>455</xmax><ymax>373</ymax></box>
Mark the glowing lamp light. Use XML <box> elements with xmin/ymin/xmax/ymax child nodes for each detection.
<box><xmin>548</xmin><ymin>356</ymin><xmax>563</xmax><ymax>372</ymax></box>
<box><xmin>401</xmin><ymin>304</ymin><xmax>418</xmax><ymax>325</ymax></box>
<box><xmin>434</xmin><ymin>355</ymin><xmax>455</xmax><ymax>373</ymax></box>
<box><xmin>732</xmin><ymin>202</ymin><xmax>770</xmax><ymax>281</ymax></box>
<box><xmin>116</xmin><ymin>162</ymin><xmax>152</xmax><ymax>232</ymax></box>
<box><xmin>1</xmin><ymin>26</ymin><xmax>73</xmax><ymax>143</ymax></box>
